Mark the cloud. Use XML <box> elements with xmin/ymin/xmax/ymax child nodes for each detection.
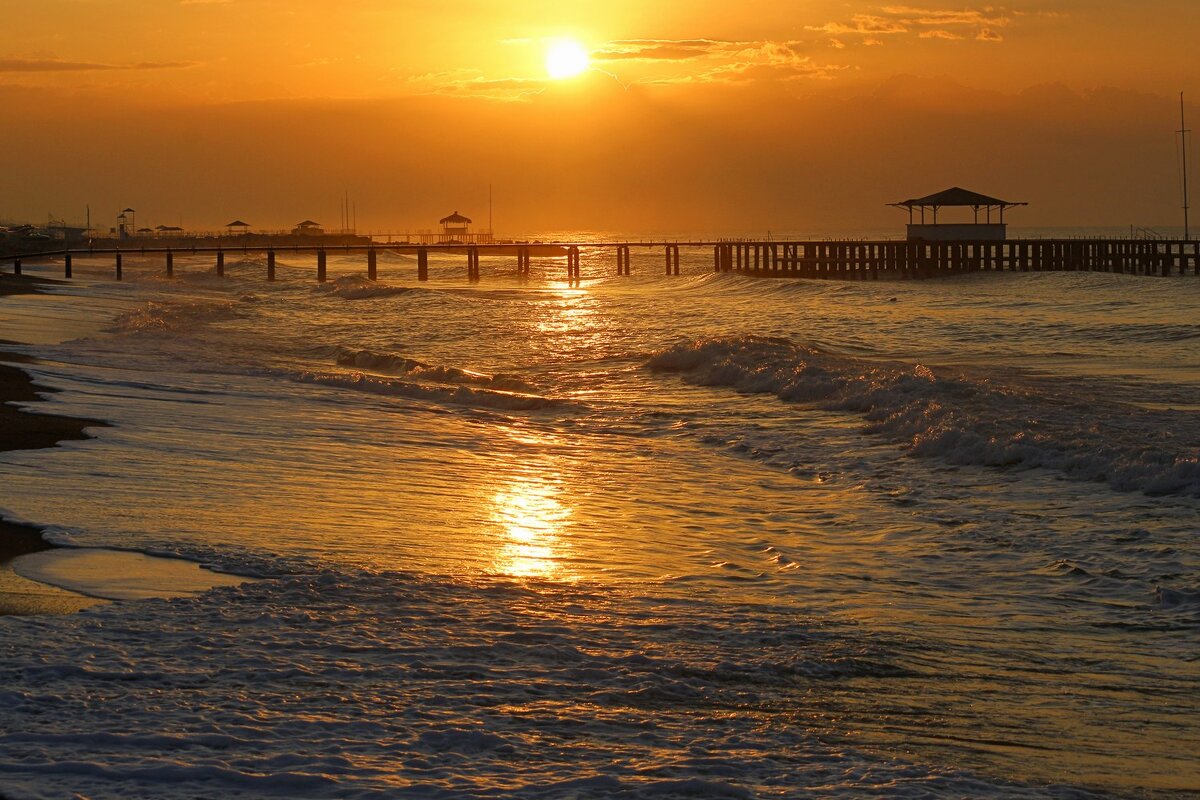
<box><xmin>919</xmin><ymin>30</ymin><xmax>964</xmax><ymax>40</ymax></box>
<box><xmin>880</xmin><ymin>6</ymin><xmax>1011</xmax><ymax>27</ymax></box>
<box><xmin>0</xmin><ymin>58</ymin><xmax>197</xmax><ymax>73</ymax></box>
<box><xmin>591</xmin><ymin>37</ymin><xmax>848</xmax><ymax>84</ymax></box>
<box><xmin>809</xmin><ymin>15</ymin><xmax>910</xmax><ymax>35</ymax></box>
<box><xmin>592</xmin><ymin>39</ymin><xmax>739</xmax><ymax>62</ymax></box>
<box><xmin>811</xmin><ymin>4</ymin><xmax>1012</xmax><ymax>42</ymax></box>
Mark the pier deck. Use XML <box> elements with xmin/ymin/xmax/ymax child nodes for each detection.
<box><xmin>4</xmin><ymin>239</ymin><xmax>1199</xmax><ymax>282</ymax></box>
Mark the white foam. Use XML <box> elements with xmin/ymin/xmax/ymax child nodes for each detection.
<box><xmin>0</xmin><ymin>570</ymin><xmax>1098</xmax><ymax>799</ymax></box>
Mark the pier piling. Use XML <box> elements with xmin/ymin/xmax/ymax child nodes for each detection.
<box><xmin>216</xmin><ymin>251</ymin><xmax>224</xmax><ymax>278</ymax></box>
<box><xmin>267</xmin><ymin>250</ymin><xmax>276</xmax><ymax>282</ymax></box>
<box><xmin>418</xmin><ymin>248</ymin><xmax>429</xmax><ymax>281</ymax></box>
<box><xmin>166</xmin><ymin>250</ymin><xmax>174</xmax><ymax>278</ymax></box>
<box><xmin>12</xmin><ymin>259</ymin><xmax>20</xmax><ymax>276</ymax></box>
<box><xmin>467</xmin><ymin>247</ymin><xmax>480</xmax><ymax>282</ymax></box>
<box><xmin>567</xmin><ymin>246</ymin><xmax>581</xmax><ymax>282</ymax></box>
<box><xmin>115</xmin><ymin>253</ymin><xmax>122</xmax><ymax>281</ymax></box>
<box><xmin>64</xmin><ymin>253</ymin><xmax>72</xmax><ymax>279</ymax></box>
<box><xmin>367</xmin><ymin>248</ymin><xmax>377</xmax><ymax>281</ymax></box>
<box><xmin>317</xmin><ymin>250</ymin><xmax>327</xmax><ymax>283</ymax></box>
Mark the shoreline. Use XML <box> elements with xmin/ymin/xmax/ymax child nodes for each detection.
<box><xmin>0</xmin><ymin>275</ymin><xmax>110</xmax><ymax>615</ymax></box>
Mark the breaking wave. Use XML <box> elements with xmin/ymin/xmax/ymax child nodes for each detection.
<box><xmin>336</xmin><ymin>347</ymin><xmax>539</xmax><ymax>393</ymax></box>
<box><xmin>648</xmin><ymin>335</ymin><xmax>1200</xmax><ymax>497</ymax></box>
<box><xmin>315</xmin><ymin>274</ymin><xmax>412</xmax><ymax>300</ymax></box>
<box><xmin>107</xmin><ymin>298</ymin><xmax>248</xmax><ymax>334</ymax></box>
<box><xmin>293</xmin><ymin>369</ymin><xmax>567</xmax><ymax>412</ymax></box>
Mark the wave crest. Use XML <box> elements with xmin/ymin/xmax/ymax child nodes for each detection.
<box><xmin>316</xmin><ymin>275</ymin><xmax>411</xmax><ymax>300</ymax></box>
<box><xmin>335</xmin><ymin>348</ymin><xmax>539</xmax><ymax>393</ymax></box>
<box><xmin>649</xmin><ymin>336</ymin><xmax>1200</xmax><ymax>497</ymax></box>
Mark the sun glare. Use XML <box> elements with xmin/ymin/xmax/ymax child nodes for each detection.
<box><xmin>546</xmin><ymin>40</ymin><xmax>590</xmax><ymax>80</ymax></box>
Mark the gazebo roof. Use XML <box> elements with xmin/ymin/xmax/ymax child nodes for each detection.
<box><xmin>891</xmin><ymin>187</ymin><xmax>1026</xmax><ymax>210</ymax></box>
<box><xmin>295</xmin><ymin>220</ymin><xmax>322</xmax><ymax>227</ymax></box>
<box><xmin>156</xmin><ymin>225</ymin><xmax>184</xmax><ymax>232</ymax></box>
<box><xmin>440</xmin><ymin>211</ymin><xmax>472</xmax><ymax>225</ymax></box>
<box><xmin>225</xmin><ymin>220</ymin><xmax>251</xmax><ymax>228</ymax></box>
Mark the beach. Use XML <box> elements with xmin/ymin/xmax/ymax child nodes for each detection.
<box><xmin>0</xmin><ymin>252</ymin><xmax>1196</xmax><ymax>798</ymax></box>
<box><xmin>0</xmin><ymin>276</ymin><xmax>108</xmax><ymax>615</ymax></box>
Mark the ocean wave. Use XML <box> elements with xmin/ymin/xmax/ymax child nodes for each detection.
<box><xmin>315</xmin><ymin>274</ymin><xmax>411</xmax><ymax>300</ymax></box>
<box><xmin>648</xmin><ymin>335</ymin><xmax>1200</xmax><ymax>497</ymax></box>
<box><xmin>106</xmin><ymin>298</ymin><xmax>248</xmax><ymax>334</ymax></box>
<box><xmin>335</xmin><ymin>347</ymin><xmax>539</xmax><ymax>393</ymax></box>
<box><xmin>293</xmin><ymin>369</ymin><xmax>566</xmax><ymax>411</ymax></box>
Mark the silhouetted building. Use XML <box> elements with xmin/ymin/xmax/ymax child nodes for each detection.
<box><xmin>292</xmin><ymin>220</ymin><xmax>324</xmax><ymax>236</ymax></box>
<box><xmin>226</xmin><ymin>220</ymin><xmax>252</xmax><ymax>235</ymax></box>
<box><xmin>890</xmin><ymin>187</ymin><xmax>1027</xmax><ymax>241</ymax></box>
<box><xmin>117</xmin><ymin>208</ymin><xmax>136</xmax><ymax>239</ymax></box>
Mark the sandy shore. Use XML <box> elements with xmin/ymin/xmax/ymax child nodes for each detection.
<box><xmin>0</xmin><ymin>275</ymin><xmax>109</xmax><ymax>615</ymax></box>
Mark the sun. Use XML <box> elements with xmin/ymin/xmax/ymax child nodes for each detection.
<box><xmin>545</xmin><ymin>40</ymin><xmax>590</xmax><ymax>80</ymax></box>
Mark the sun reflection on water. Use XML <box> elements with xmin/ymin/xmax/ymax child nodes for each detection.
<box><xmin>490</xmin><ymin>477</ymin><xmax>573</xmax><ymax>579</ymax></box>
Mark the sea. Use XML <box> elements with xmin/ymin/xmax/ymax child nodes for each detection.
<box><xmin>0</xmin><ymin>229</ymin><xmax>1197</xmax><ymax>799</ymax></box>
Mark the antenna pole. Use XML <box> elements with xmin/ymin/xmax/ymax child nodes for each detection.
<box><xmin>489</xmin><ymin>184</ymin><xmax>493</xmax><ymax>237</ymax></box>
<box><xmin>1181</xmin><ymin>91</ymin><xmax>1191</xmax><ymax>240</ymax></box>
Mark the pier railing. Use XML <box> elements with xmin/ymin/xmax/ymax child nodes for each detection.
<box><xmin>4</xmin><ymin>238</ymin><xmax>1199</xmax><ymax>283</ymax></box>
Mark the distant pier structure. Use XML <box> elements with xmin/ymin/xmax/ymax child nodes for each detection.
<box><xmin>7</xmin><ymin>188</ymin><xmax>1200</xmax><ymax>282</ymax></box>
<box><xmin>891</xmin><ymin>187</ymin><xmax>1027</xmax><ymax>242</ymax></box>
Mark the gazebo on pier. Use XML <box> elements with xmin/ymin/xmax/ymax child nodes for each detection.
<box><xmin>890</xmin><ymin>187</ymin><xmax>1027</xmax><ymax>241</ymax></box>
<box><xmin>439</xmin><ymin>211</ymin><xmax>472</xmax><ymax>242</ymax></box>
<box><xmin>225</xmin><ymin>220</ymin><xmax>251</xmax><ymax>235</ymax></box>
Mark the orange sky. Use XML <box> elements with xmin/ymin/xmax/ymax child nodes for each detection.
<box><xmin>3</xmin><ymin>1</ymin><xmax>1199</xmax><ymax>233</ymax></box>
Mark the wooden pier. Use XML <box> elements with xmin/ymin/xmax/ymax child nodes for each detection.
<box><xmin>4</xmin><ymin>238</ymin><xmax>1200</xmax><ymax>283</ymax></box>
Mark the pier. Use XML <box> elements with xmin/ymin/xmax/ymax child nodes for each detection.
<box><xmin>4</xmin><ymin>238</ymin><xmax>1200</xmax><ymax>283</ymax></box>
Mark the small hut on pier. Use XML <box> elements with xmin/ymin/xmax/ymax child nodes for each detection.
<box><xmin>292</xmin><ymin>220</ymin><xmax>325</xmax><ymax>236</ymax></box>
<box><xmin>890</xmin><ymin>187</ymin><xmax>1026</xmax><ymax>241</ymax></box>
<box><xmin>225</xmin><ymin>220</ymin><xmax>251</xmax><ymax>235</ymax></box>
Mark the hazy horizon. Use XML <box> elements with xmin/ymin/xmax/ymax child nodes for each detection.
<box><xmin>3</xmin><ymin>1</ymin><xmax>1199</xmax><ymax>234</ymax></box>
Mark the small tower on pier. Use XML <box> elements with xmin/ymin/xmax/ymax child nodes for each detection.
<box><xmin>117</xmin><ymin>208</ymin><xmax>136</xmax><ymax>239</ymax></box>
<box><xmin>890</xmin><ymin>187</ymin><xmax>1026</xmax><ymax>241</ymax></box>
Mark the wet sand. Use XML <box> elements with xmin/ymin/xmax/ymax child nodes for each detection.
<box><xmin>0</xmin><ymin>275</ymin><xmax>108</xmax><ymax>614</ymax></box>
<box><xmin>0</xmin><ymin>519</ymin><xmax>101</xmax><ymax>615</ymax></box>
<box><xmin>0</xmin><ymin>360</ymin><xmax>108</xmax><ymax>453</ymax></box>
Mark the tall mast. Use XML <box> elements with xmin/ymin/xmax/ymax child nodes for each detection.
<box><xmin>489</xmin><ymin>184</ymin><xmax>493</xmax><ymax>236</ymax></box>
<box><xmin>1181</xmin><ymin>91</ymin><xmax>1191</xmax><ymax>240</ymax></box>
